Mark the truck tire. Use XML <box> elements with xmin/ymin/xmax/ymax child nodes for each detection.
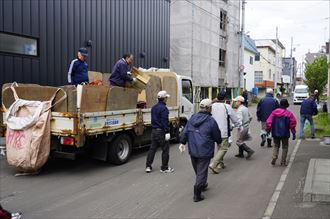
<box><xmin>107</xmin><ymin>134</ymin><xmax>132</xmax><ymax>165</ymax></box>
<box><xmin>174</xmin><ymin>122</ymin><xmax>186</xmax><ymax>143</ymax></box>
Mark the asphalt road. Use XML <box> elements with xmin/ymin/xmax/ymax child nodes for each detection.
<box><xmin>0</xmin><ymin>101</ymin><xmax>303</xmax><ymax>218</ymax></box>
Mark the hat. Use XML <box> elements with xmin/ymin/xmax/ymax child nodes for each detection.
<box><xmin>200</xmin><ymin>99</ymin><xmax>212</xmax><ymax>108</ymax></box>
<box><xmin>280</xmin><ymin>99</ymin><xmax>289</xmax><ymax>108</ymax></box>
<box><xmin>217</xmin><ymin>90</ymin><xmax>226</xmax><ymax>100</ymax></box>
<box><xmin>266</xmin><ymin>88</ymin><xmax>274</xmax><ymax>94</ymax></box>
<box><xmin>78</xmin><ymin>47</ymin><xmax>89</xmax><ymax>57</ymax></box>
<box><xmin>157</xmin><ymin>90</ymin><xmax>170</xmax><ymax>99</ymax></box>
<box><xmin>234</xmin><ymin>95</ymin><xmax>245</xmax><ymax>102</ymax></box>
<box><xmin>314</xmin><ymin>90</ymin><xmax>319</xmax><ymax>93</ymax></box>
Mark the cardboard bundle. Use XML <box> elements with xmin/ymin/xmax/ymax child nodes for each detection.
<box><xmin>106</xmin><ymin>87</ymin><xmax>138</xmax><ymax>111</ymax></box>
<box><xmin>80</xmin><ymin>85</ymin><xmax>109</xmax><ymax>113</ymax></box>
<box><xmin>130</xmin><ymin>67</ymin><xmax>150</xmax><ymax>92</ymax></box>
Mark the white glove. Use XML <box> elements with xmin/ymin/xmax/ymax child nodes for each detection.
<box><xmin>165</xmin><ymin>133</ymin><xmax>171</xmax><ymax>141</ymax></box>
<box><xmin>132</xmin><ymin>78</ymin><xmax>136</xmax><ymax>82</ymax></box>
<box><xmin>179</xmin><ymin>144</ymin><xmax>186</xmax><ymax>153</ymax></box>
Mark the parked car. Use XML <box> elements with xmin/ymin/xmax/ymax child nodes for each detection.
<box><xmin>293</xmin><ymin>85</ymin><xmax>309</xmax><ymax>104</ymax></box>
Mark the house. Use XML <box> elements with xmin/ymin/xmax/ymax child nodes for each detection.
<box><xmin>254</xmin><ymin>39</ymin><xmax>285</xmax><ymax>96</ymax></box>
<box><xmin>243</xmin><ymin>34</ymin><xmax>258</xmax><ymax>92</ymax></box>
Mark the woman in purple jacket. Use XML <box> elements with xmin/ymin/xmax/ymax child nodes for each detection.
<box><xmin>266</xmin><ymin>99</ymin><xmax>297</xmax><ymax>166</ymax></box>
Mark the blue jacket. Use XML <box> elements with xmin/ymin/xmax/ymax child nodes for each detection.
<box><xmin>68</xmin><ymin>58</ymin><xmax>88</xmax><ymax>85</ymax></box>
<box><xmin>151</xmin><ymin>101</ymin><xmax>169</xmax><ymax>132</ymax></box>
<box><xmin>109</xmin><ymin>59</ymin><xmax>133</xmax><ymax>87</ymax></box>
<box><xmin>180</xmin><ymin>111</ymin><xmax>222</xmax><ymax>158</ymax></box>
<box><xmin>257</xmin><ymin>93</ymin><xmax>279</xmax><ymax>122</ymax></box>
<box><xmin>300</xmin><ymin>98</ymin><xmax>318</xmax><ymax>115</ymax></box>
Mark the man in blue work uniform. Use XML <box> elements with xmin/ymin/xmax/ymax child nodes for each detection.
<box><xmin>109</xmin><ymin>54</ymin><xmax>135</xmax><ymax>87</ymax></box>
<box><xmin>300</xmin><ymin>95</ymin><xmax>318</xmax><ymax>139</ymax></box>
<box><xmin>67</xmin><ymin>48</ymin><xmax>89</xmax><ymax>85</ymax></box>
<box><xmin>179</xmin><ymin>99</ymin><xmax>222</xmax><ymax>202</ymax></box>
<box><xmin>257</xmin><ymin>88</ymin><xmax>279</xmax><ymax>147</ymax></box>
<box><xmin>145</xmin><ymin>90</ymin><xmax>174</xmax><ymax>173</ymax></box>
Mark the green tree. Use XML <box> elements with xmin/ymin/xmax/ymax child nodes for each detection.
<box><xmin>304</xmin><ymin>57</ymin><xmax>328</xmax><ymax>94</ymax></box>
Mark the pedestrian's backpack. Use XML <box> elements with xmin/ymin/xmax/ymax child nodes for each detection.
<box><xmin>3</xmin><ymin>86</ymin><xmax>66</xmax><ymax>173</ymax></box>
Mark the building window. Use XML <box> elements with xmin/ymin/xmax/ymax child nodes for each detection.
<box><xmin>220</xmin><ymin>10</ymin><xmax>227</xmax><ymax>31</ymax></box>
<box><xmin>250</xmin><ymin>56</ymin><xmax>253</xmax><ymax>65</ymax></box>
<box><xmin>255</xmin><ymin>53</ymin><xmax>260</xmax><ymax>61</ymax></box>
<box><xmin>219</xmin><ymin>49</ymin><xmax>226</xmax><ymax>67</ymax></box>
<box><xmin>200</xmin><ymin>87</ymin><xmax>209</xmax><ymax>99</ymax></box>
<box><xmin>255</xmin><ymin>71</ymin><xmax>263</xmax><ymax>83</ymax></box>
<box><xmin>0</xmin><ymin>32</ymin><xmax>38</xmax><ymax>57</ymax></box>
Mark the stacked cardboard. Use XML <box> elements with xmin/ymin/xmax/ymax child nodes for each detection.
<box><xmin>106</xmin><ymin>87</ymin><xmax>138</xmax><ymax>111</ymax></box>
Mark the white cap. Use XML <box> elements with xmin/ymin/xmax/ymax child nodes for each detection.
<box><xmin>234</xmin><ymin>95</ymin><xmax>245</xmax><ymax>102</ymax></box>
<box><xmin>266</xmin><ymin>88</ymin><xmax>274</xmax><ymax>94</ymax></box>
<box><xmin>200</xmin><ymin>99</ymin><xmax>212</xmax><ymax>108</ymax></box>
<box><xmin>314</xmin><ymin>90</ymin><xmax>319</xmax><ymax>93</ymax></box>
<box><xmin>157</xmin><ymin>90</ymin><xmax>170</xmax><ymax>98</ymax></box>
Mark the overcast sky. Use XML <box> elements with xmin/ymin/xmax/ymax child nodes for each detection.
<box><xmin>245</xmin><ymin>0</ymin><xmax>330</xmax><ymax>65</ymax></box>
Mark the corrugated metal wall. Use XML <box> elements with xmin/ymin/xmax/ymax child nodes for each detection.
<box><xmin>0</xmin><ymin>0</ymin><xmax>170</xmax><ymax>87</ymax></box>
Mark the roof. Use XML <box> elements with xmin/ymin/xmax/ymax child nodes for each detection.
<box><xmin>243</xmin><ymin>35</ymin><xmax>258</xmax><ymax>54</ymax></box>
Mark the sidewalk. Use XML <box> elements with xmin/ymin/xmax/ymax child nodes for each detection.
<box><xmin>272</xmin><ymin>139</ymin><xmax>330</xmax><ymax>219</ymax></box>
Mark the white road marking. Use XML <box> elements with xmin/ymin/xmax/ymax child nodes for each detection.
<box><xmin>262</xmin><ymin>139</ymin><xmax>302</xmax><ymax>219</ymax></box>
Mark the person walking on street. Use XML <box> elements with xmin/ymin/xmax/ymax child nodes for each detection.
<box><xmin>314</xmin><ymin>90</ymin><xmax>320</xmax><ymax>104</ymax></box>
<box><xmin>109</xmin><ymin>54</ymin><xmax>135</xmax><ymax>87</ymax></box>
<box><xmin>242</xmin><ymin>90</ymin><xmax>249</xmax><ymax>107</ymax></box>
<box><xmin>145</xmin><ymin>91</ymin><xmax>174</xmax><ymax>173</ymax></box>
<box><xmin>233</xmin><ymin>96</ymin><xmax>254</xmax><ymax>159</ymax></box>
<box><xmin>179</xmin><ymin>99</ymin><xmax>222</xmax><ymax>202</ymax></box>
<box><xmin>266</xmin><ymin>99</ymin><xmax>297</xmax><ymax>166</ymax></box>
<box><xmin>300</xmin><ymin>95</ymin><xmax>318</xmax><ymax>139</ymax></box>
<box><xmin>257</xmin><ymin>88</ymin><xmax>279</xmax><ymax>147</ymax></box>
<box><xmin>67</xmin><ymin>48</ymin><xmax>89</xmax><ymax>85</ymax></box>
<box><xmin>208</xmin><ymin>91</ymin><xmax>241</xmax><ymax>173</ymax></box>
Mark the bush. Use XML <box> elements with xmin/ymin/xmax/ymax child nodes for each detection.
<box><xmin>305</xmin><ymin>113</ymin><xmax>330</xmax><ymax>137</ymax></box>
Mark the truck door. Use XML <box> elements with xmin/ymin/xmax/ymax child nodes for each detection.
<box><xmin>181</xmin><ymin>79</ymin><xmax>194</xmax><ymax>119</ymax></box>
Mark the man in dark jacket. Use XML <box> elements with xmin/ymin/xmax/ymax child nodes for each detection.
<box><xmin>145</xmin><ymin>91</ymin><xmax>174</xmax><ymax>173</ymax></box>
<box><xmin>300</xmin><ymin>95</ymin><xmax>318</xmax><ymax>139</ymax></box>
<box><xmin>67</xmin><ymin>48</ymin><xmax>89</xmax><ymax>85</ymax></box>
<box><xmin>257</xmin><ymin>88</ymin><xmax>279</xmax><ymax>147</ymax></box>
<box><xmin>180</xmin><ymin>99</ymin><xmax>222</xmax><ymax>202</ymax></box>
<box><xmin>109</xmin><ymin>54</ymin><xmax>135</xmax><ymax>87</ymax></box>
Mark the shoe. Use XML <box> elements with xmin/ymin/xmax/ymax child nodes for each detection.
<box><xmin>271</xmin><ymin>158</ymin><xmax>276</xmax><ymax>166</ymax></box>
<box><xmin>235</xmin><ymin>146</ymin><xmax>244</xmax><ymax>158</ymax></box>
<box><xmin>145</xmin><ymin>167</ymin><xmax>152</xmax><ymax>173</ymax></box>
<box><xmin>281</xmin><ymin>161</ymin><xmax>288</xmax><ymax>166</ymax></box>
<box><xmin>160</xmin><ymin>167</ymin><xmax>174</xmax><ymax>173</ymax></box>
<box><xmin>246</xmin><ymin>150</ymin><xmax>254</xmax><ymax>160</ymax></box>
<box><xmin>11</xmin><ymin>212</ymin><xmax>22</xmax><ymax>219</ymax></box>
<box><xmin>260</xmin><ymin>134</ymin><xmax>266</xmax><ymax>146</ymax></box>
<box><xmin>267</xmin><ymin>139</ymin><xmax>272</xmax><ymax>148</ymax></box>
<box><xmin>202</xmin><ymin>183</ymin><xmax>208</xmax><ymax>191</ymax></box>
<box><xmin>235</xmin><ymin>154</ymin><xmax>244</xmax><ymax>158</ymax></box>
<box><xmin>208</xmin><ymin>165</ymin><xmax>220</xmax><ymax>174</ymax></box>
<box><xmin>311</xmin><ymin>135</ymin><xmax>315</xmax><ymax>139</ymax></box>
<box><xmin>193</xmin><ymin>194</ymin><xmax>205</xmax><ymax>202</ymax></box>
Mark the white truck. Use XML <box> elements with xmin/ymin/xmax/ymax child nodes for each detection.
<box><xmin>2</xmin><ymin>70</ymin><xmax>194</xmax><ymax>165</ymax></box>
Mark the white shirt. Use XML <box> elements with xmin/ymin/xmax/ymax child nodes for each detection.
<box><xmin>236</xmin><ymin>105</ymin><xmax>252</xmax><ymax>128</ymax></box>
<box><xmin>212</xmin><ymin>102</ymin><xmax>241</xmax><ymax>138</ymax></box>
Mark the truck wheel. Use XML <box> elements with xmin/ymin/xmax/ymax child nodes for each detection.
<box><xmin>174</xmin><ymin>123</ymin><xmax>186</xmax><ymax>142</ymax></box>
<box><xmin>107</xmin><ymin>134</ymin><xmax>132</xmax><ymax>165</ymax></box>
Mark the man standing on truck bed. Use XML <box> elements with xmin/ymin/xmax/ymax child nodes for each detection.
<box><xmin>145</xmin><ymin>90</ymin><xmax>174</xmax><ymax>173</ymax></box>
<box><xmin>67</xmin><ymin>48</ymin><xmax>89</xmax><ymax>85</ymax></box>
<box><xmin>109</xmin><ymin>54</ymin><xmax>135</xmax><ymax>87</ymax></box>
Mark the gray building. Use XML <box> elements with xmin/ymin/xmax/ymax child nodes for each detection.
<box><xmin>0</xmin><ymin>0</ymin><xmax>170</xmax><ymax>87</ymax></box>
<box><xmin>170</xmin><ymin>0</ymin><xmax>240</xmax><ymax>100</ymax></box>
<box><xmin>282</xmin><ymin>57</ymin><xmax>297</xmax><ymax>92</ymax></box>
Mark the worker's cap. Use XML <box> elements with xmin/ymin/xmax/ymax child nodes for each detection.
<box><xmin>266</xmin><ymin>88</ymin><xmax>274</xmax><ymax>94</ymax></box>
<box><xmin>280</xmin><ymin>99</ymin><xmax>289</xmax><ymax>108</ymax></box>
<box><xmin>217</xmin><ymin>90</ymin><xmax>226</xmax><ymax>100</ymax></box>
<box><xmin>78</xmin><ymin>47</ymin><xmax>89</xmax><ymax>57</ymax></box>
<box><xmin>314</xmin><ymin>89</ymin><xmax>319</xmax><ymax>93</ymax></box>
<box><xmin>157</xmin><ymin>90</ymin><xmax>170</xmax><ymax>99</ymax></box>
<box><xmin>200</xmin><ymin>99</ymin><xmax>213</xmax><ymax>108</ymax></box>
<box><xmin>233</xmin><ymin>95</ymin><xmax>245</xmax><ymax>102</ymax></box>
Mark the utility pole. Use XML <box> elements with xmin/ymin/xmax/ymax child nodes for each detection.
<box><xmin>274</xmin><ymin>27</ymin><xmax>278</xmax><ymax>92</ymax></box>
<box><xmin>290</xmin><ymin>36</ymin><xmax>293</xmax><ymax>93</ymax></box>
<box><xmin>239</xmin><ymin>0</ymin><xmax>246</xmax><ymax>92</ymax></box>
